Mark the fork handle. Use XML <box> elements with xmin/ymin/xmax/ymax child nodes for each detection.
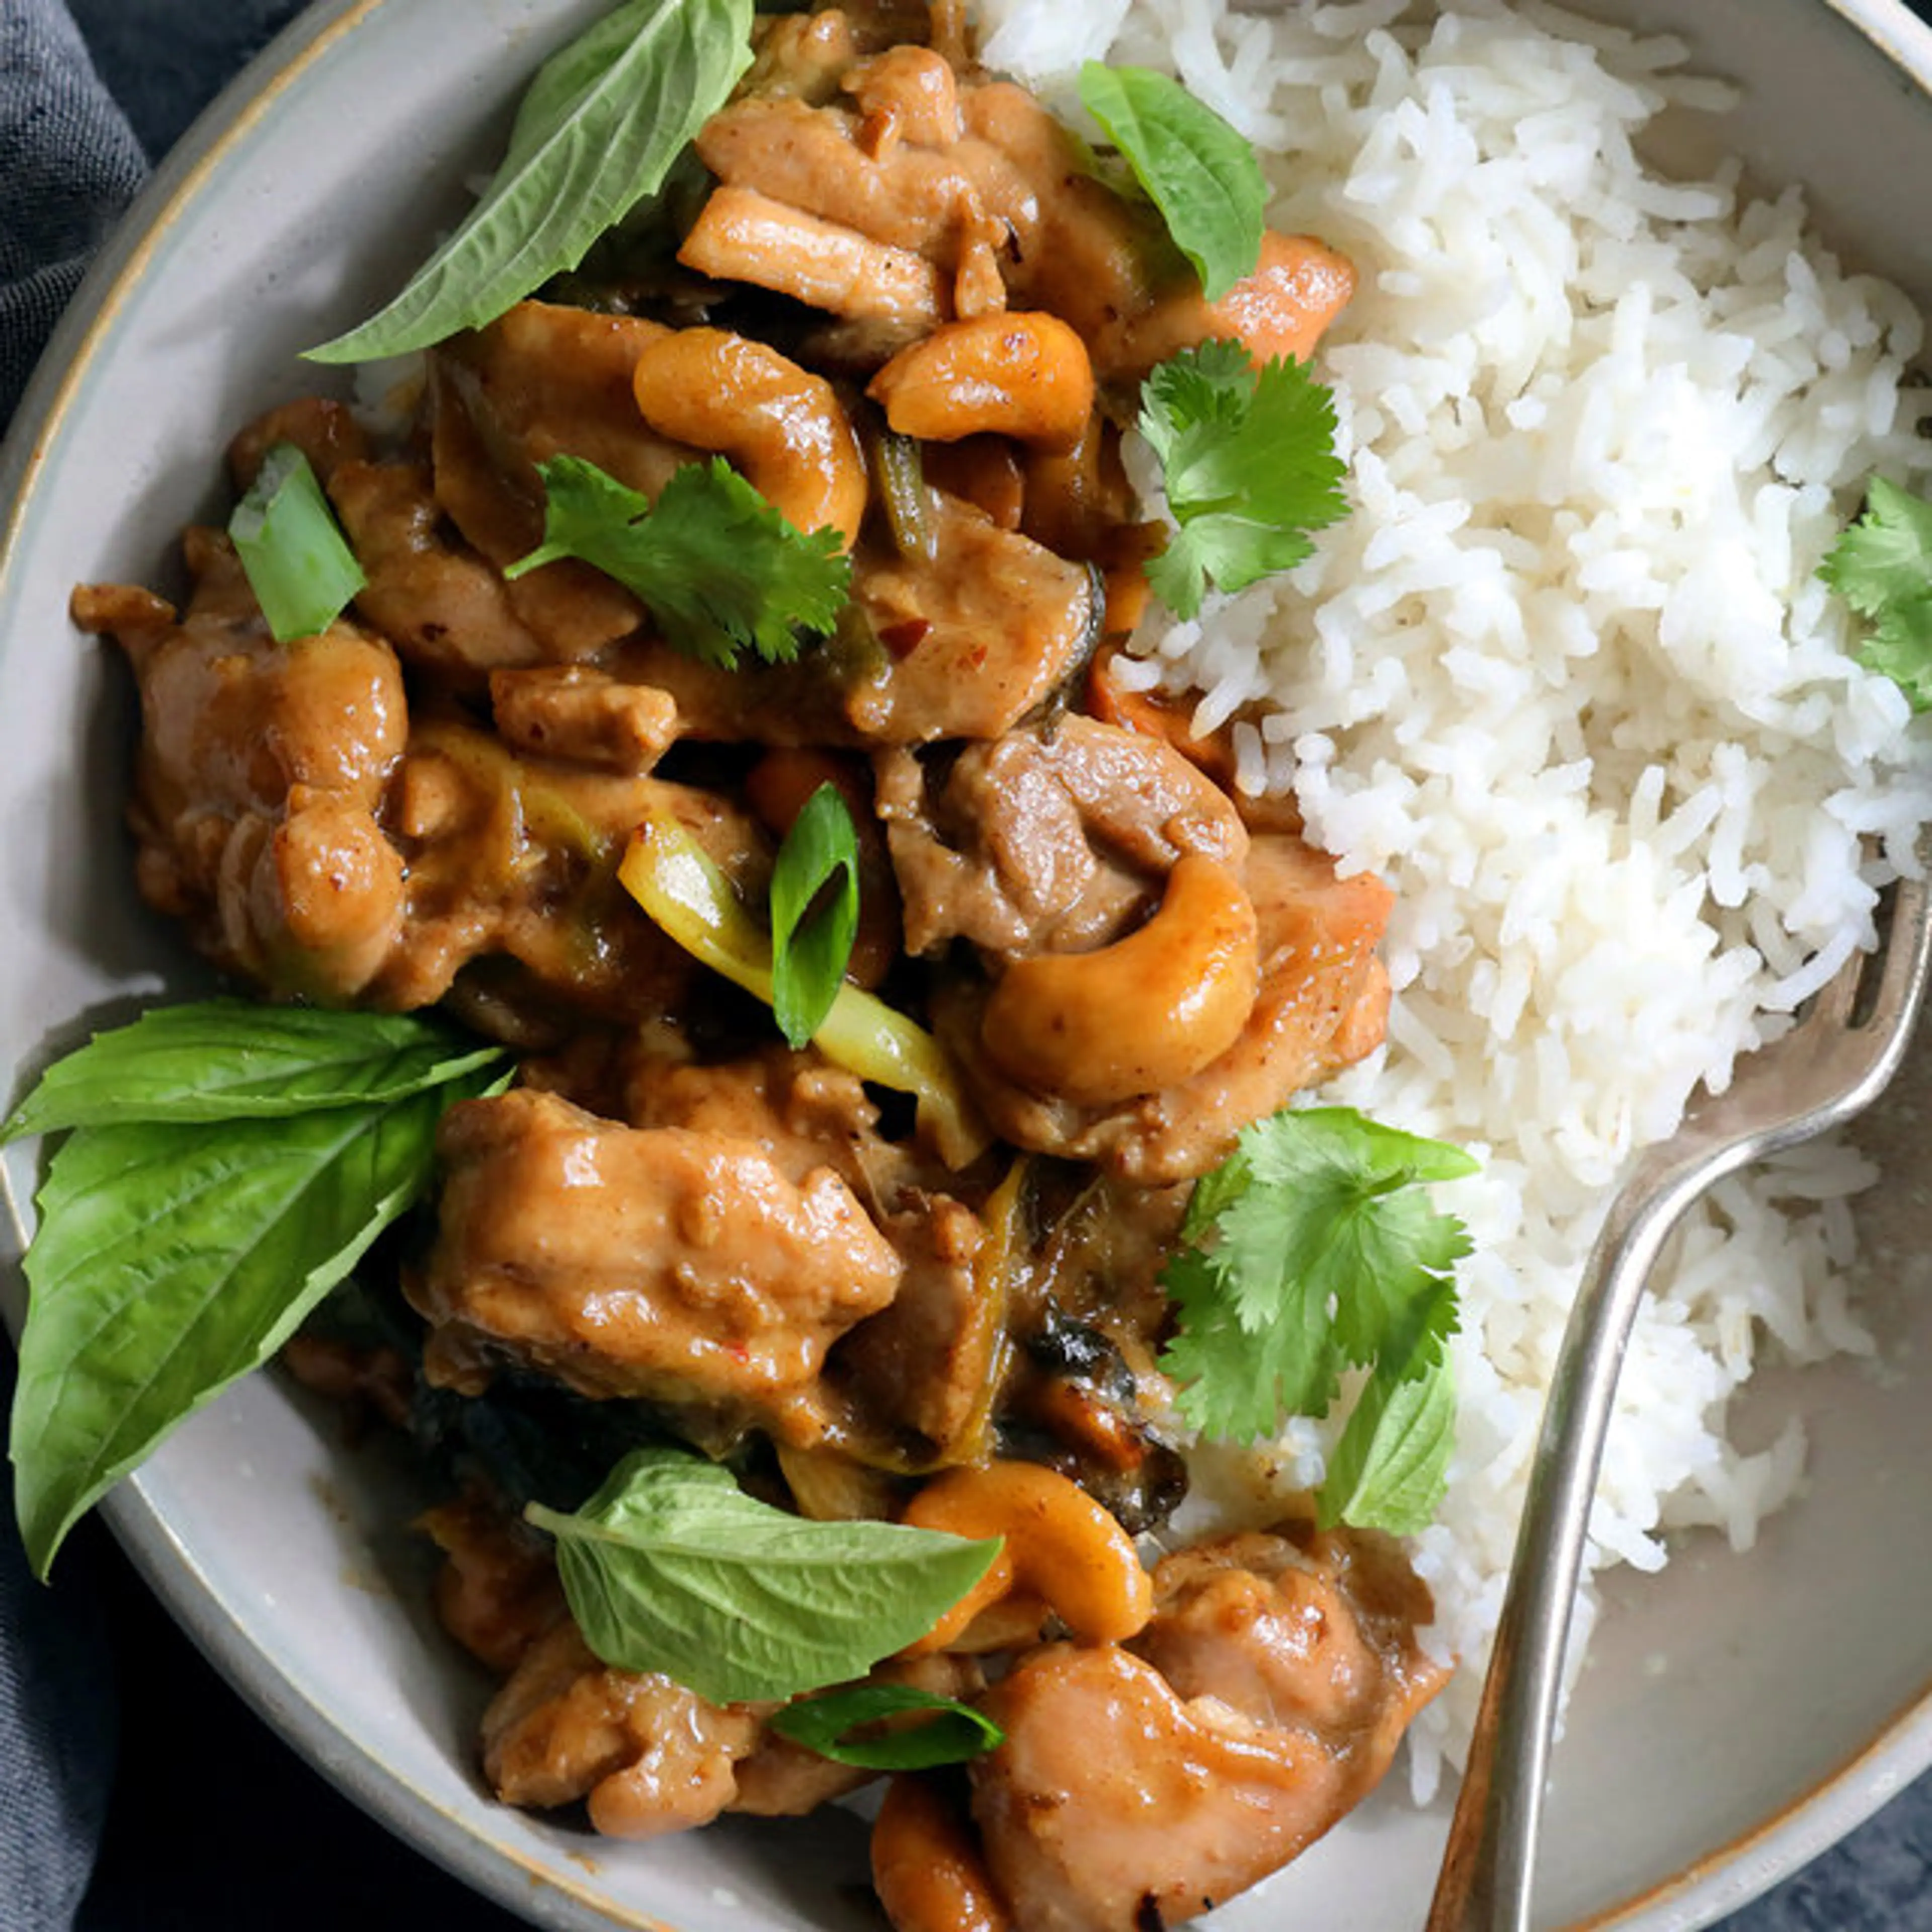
<box><xmin>1424</xmin><ymin>1127</ymin><xmax>1755</xmax><ymax>1932</ymax></box>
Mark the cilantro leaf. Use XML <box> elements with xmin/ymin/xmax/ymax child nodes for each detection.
<box><xmin>1157</xmin><ymin>1106</ymin><xmax>1476</xmax><ymax>1532</ymax></box>
<box><xmin>1138</xmin><ymin>341</ymin><xmax>1348</xmax><ymax>619</ymax></box>
<box><xmin>1820</xmin><ymin>475</ymin><xmax>1932</xmax><ymax>710</ymax></box>
<box><xmin>508</xmin><ymin>454</ymin><xmax>850</xmax><ymax>669</ymax></box>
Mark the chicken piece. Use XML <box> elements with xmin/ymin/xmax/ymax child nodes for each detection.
<box><xmin>414</xmin><ymin>1087</ymin><xmax>904</xmax><ymax>1444</ymax></box>
<box><xmin>488</xmin><ymin>664</ymin><xmax>680</xmax><ymax>773</ymax></box>
<box><xmin>875</xmin><ymin>714</ymin><xmax>1248</xmax><ymax>960</ymax></box>
<box><xmin>967</xmin><ymin>1646</ymin><xmax>1344</xmax><ymax>1932</ymax></box>
<box><xmin>485</xmin><ymin>1615</ymin><xmax>980</xmax><ymax>1839</ymax></box>
<box><xmin>934</xmin><ymin>831</ymin><xmax>1392</xmax><ymax>1183</ymax></box>
<box><xmin>1135</xmin><ymin>1528</ymin><xmax>1445</xmax><ymax>1759</ymax></box>
<box><xmin>369</xmin><ymin>713</ymin><xmax>729</xmax><ymax>1032</ymax></box>
<box><xmin>825</xmin><ymin>1193</ymin><xmax>995</xmax><ymax>1465</ymax></box>
<box><xmin>845</xmin><ymin>44</ymin><xmax>963</xmax><ymax>153</ymax></box>
<box><xmin>620</xmin><ymin>1040</ymin><xmax>927</xmax><ymax>1205</ymax></box>
<box><xmin>622</xmin><ymin>1043</ymin><xmax>996</xmax><ymax>1463</ymax></box>
<box><xmin>482</xmin><ymin>1620</ymin><xmax>763</xmax><ymax>1839</ymax></box>
<box><xmin>961</xmin><ymin>1529</ymin><xmax>1445</xmax><ymax>1932</ymax></box>
<box><xmin>690</xmin><ymin>79</ymin><xmax>1164</xmax><ymax>374</ymax></box>
<box><xmin>417</xmin><ymin>1488</ymin><xmax>568</xmax><ymax>1677</ymax></box>
<box><xmin>227</xmin><ymin>394</ymin><xmax>370</xmax><ymax>489</ymax></box>
<box><xmin>681</xmin><ymin>184</ymin><xmax>949</xmax><ymax>332</ymax></box>
<box><xmin>327</xmin><ymin>457</ymin><xmax>547</xmax><ymax>681</ymax></box>
<box><xmin>73</xmin><ymin>533</ymin><xmax>411</xmax><ymax>1003</ymax></box>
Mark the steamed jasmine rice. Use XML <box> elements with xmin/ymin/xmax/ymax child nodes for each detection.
<box><xmin>981</xmin><ymin>0</ymin><xmax>1932</xmax><ymax>1789</ymax></box>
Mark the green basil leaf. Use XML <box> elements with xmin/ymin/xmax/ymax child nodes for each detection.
<box><xmin>769</xmin><ymin>783</ymin><xmax>861</xmax><ymax>1049</ymax></box>
<box><xmin>305</xmin><ymin>0</ymin><xmax>755</xmax><ymax>363</ymax></box>
<box><xmin>10</xmin><ymin>1061</ymin><xmax>506</xmax><ymax>1578</ymax></box>
<box><xmin>3</xmin><ymin>1000</ymin><xmax>507</xmax><ymax>1141</ymax></box>
<box><xmin>769</xmin><ymin>1683</ymin><xmax>1005</xmax><ymax>1770</ymax></box>
<box><xmin>527</xmin><ymin>1446</ymin><xmax>1002</xmax><ymax>1703</ymax></box>
<box><xmin>227</xmin><ymin>444</ymin><xmax>366</xmax><ymax>643</ymax></box>
<box><xmin>1077</xmin><ymin>62</ymin><xmax>1266</xmax><ymax>302</ymax></box>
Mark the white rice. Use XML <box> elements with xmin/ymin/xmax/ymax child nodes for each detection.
<box><xmin>977</xmin><ymin>0</ymin><xmax>1932</xmax><ymax>1791</ymax></box>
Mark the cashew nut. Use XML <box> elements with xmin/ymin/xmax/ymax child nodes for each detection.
<box><xmin>980</xmin><ymin>854</ymin><xmax>1260</xmax><ymax>1109</ymax></box>
<box><xmin>629</xmin><ymin>326</ymin><xmax>868</xmax><ymax>548</ymax></box>
<box><xmin>871</xmin><ymin>1772</ymin><xmax>1013</xmax><ymax>1932</ymax></box>
<box><xmin>901</xmin><ymin>1460</ymin><xmax>1153</xmax><ymax>1653</ymax></box>
<box><xmin>868</xmin><ymin>313</ymin><xmax>1095</xmax><ymax>452</ymax></box>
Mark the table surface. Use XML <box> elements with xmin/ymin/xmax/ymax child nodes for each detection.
<box><xmin>39</xmin><ymin>1</ymin><xmax>1932</xmax><ymax>1928</ymax></box>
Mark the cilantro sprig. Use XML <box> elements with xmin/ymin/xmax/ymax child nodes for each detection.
<box><xmin>1138</xmin><ymin>340</ymin><xmax>1348</xmax><ymax>619</ymax></box>
<box><xmin>508</xmin><ymin>453</ymin><xmax>851</xmax><ymax>669</ymax></box>
<box><xmin>1158</xmin><ymin>1106</ymin><xmax>1477</xmax><ymax>1536</ymax></box>
<box><xmin>1820</xmin><ymin>474</ymin><xmax>1932</xmax><ymax>710</ymax></box>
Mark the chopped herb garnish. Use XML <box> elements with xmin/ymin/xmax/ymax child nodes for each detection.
<box><xmin>769</xmin><ymin>783</ymin><xmax>862</xmax><ymax>1049</ymax></box>
<box><xmin>1157</xmin><ymin>1106</ymin><xmax>1476</xmax><ymax>1536</ymax></box>
<box><xmin>525</xmin><ymin>1446</ymin><xmax>1001</xmax><ymax>1704</ymax></box>
<box><xmin>1820</xmin><ymin>474</ymin><xmax>1932</xmax><ymax>710</ymax></box>
<box><xmin>507</xmin><ymin>454</ymin><xmax>851</xmax><ymax>669</ymax></box>
<box><xmin>227</xmin><ymin>443</ymin><xmax>366</xmax><ymax>643</ymax></box>
<box><xmin>1138</xmin><ymin>339</ymin><xmax>1349</xmax><ymax>619</ymax></box>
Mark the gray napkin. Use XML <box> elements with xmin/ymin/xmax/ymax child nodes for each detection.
<box><xmin>0</xmin><ymin>0</ymin><xmax>142</xmax><ymax>424</ymax></box>
<box><xmin>0</xmin><ymin>11</ymin><xmax>138</xmax><ymax>1919</ymax></box>
<box><xmin>1</xmin><ymin>9</ymin><xmax>307</xmax><ymax>1925</ymax></box>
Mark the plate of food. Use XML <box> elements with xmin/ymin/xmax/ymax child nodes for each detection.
<box><xmin>3</xmin><ymin>1</ymin><xmax>1931</xmax><ymax>1929</ymax></box>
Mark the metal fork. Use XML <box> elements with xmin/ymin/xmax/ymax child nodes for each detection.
<box><xmin>1425</xmin><ymin>867</ymin><xmax>1932</xmax><ymax>1932</ymax></box>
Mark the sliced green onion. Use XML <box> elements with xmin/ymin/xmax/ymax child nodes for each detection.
<box><xmin>617</xmin><ymin>811</ymin><xmax>989</xmax><ymax>1169</ymax></box>
<box><xmin>227</xmin><ymin>443</ymin><xmax>367</xmax><ymax>643</ymax></box>
<box><xmin>865</xmin><ymin>425</ymin><xmax>938</xmax><ymax>566</ymax></box>
<box><xmin>770</xmin><ymin>783</ymin><xmax>861</xmax><ymax>1049</ymax></box>
<box><xmin>769</xmin><ymin>1682</ymin><xmax>1005</xmax><ymax>1770</ymax></box>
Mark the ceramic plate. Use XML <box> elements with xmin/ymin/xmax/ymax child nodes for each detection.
<box><xmin>3</xmin><ymin>3</ymin><xmax>1932</xmax><ymax>1927</ymax></box>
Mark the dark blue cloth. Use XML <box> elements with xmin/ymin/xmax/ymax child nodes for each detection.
<box><xmin>3</xmin><ymin>2</ymin><xmax>1932</xmax><ymax>1929</ymax></box>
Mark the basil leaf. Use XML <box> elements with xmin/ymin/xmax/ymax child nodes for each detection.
<box><xmin>227</xmin><ymin>444</ymin><xmax>367</xmax><ymax>642</ymax></box>
<box><xmin>3</xmin><ymin>1000</ymin><xmax>507</xmax><ymax>1141</ymax></box>
<box><xmin>769</xmin><ymin>783</ymin><xmax>861</xmax><ymax>1049</ymax></box>
<box><xmin>527</xmin><ymin>1446</ymin><xmax>1002</xmax><ymax>1704</ymax></box>
<box><xmin>10</xmin><ymin>1061</ymin><xmax>506</xmax><ymax>1578</ymax></box>
<box><xmin>1077</xmin><ymin>62</ymin><xmax>1266</xmax><ymax>302</ymax></box>
<box><xmin>306</xmin><ymin>0</ymin><xmax>755</xmax><ymax>363</ymax></box>
<box><xmin>769</xmin><ymin>1683</ymin><xmax>1005</xmax><ymax>1770</ymax></box>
